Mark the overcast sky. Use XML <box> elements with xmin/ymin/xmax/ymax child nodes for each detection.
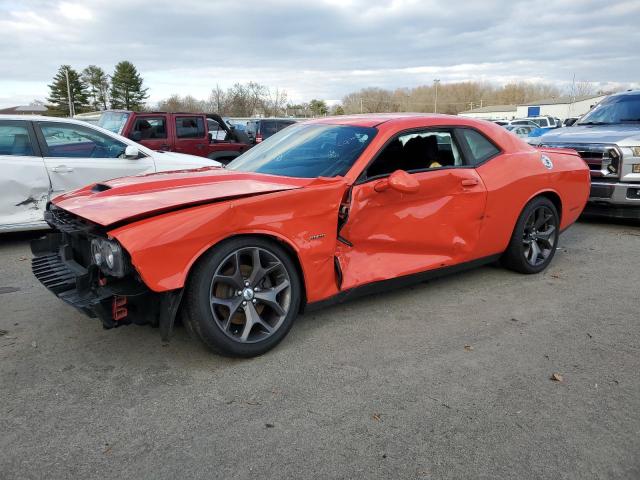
<box><xmin>1</xmin><ymin>0</ymin><xmax>639</xmax><ymax>108</ymax></box>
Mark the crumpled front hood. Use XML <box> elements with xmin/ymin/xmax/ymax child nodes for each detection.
<box><xmin>52</xmin><ymin>167</ymin><xmax>313</xmax><ymax>226</ymax></box>
<box><xmin>539</xmin><ymin>125</ymin><xmax>640</xmax><ymax>145</ymax></box>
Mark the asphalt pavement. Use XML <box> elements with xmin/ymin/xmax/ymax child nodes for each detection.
<box><xmin>1</xmin><ymin>219</ymin><xmax>639</xmax><ymax>480</ymax></box>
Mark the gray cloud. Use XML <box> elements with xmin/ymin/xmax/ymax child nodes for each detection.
<box><xmin>0</xmin><ymin>0</ymin><xmax>638</xmax><ymax>106</ymax></box>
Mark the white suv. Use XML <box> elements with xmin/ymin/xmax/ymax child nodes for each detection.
<box><xmin>0</xmin><ymin>115</ymin><xmax>220</xmax><ymax>232</ymax></box>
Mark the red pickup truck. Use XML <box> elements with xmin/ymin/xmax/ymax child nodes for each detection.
<box><xmin>97</xmin><ymin>110</ymin><xmax>251</xmax><ymax>164</ymax></box>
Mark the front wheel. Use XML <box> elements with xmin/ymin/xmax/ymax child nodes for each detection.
<box><xmin>502</xmin><ymin>197</ymin><xmax>560</xmax><ymax>274</ymax></box>
<box><xmin>185</xmin><ymin>237</ymin><xmax>301</xmax><ymax>357</ymax></box>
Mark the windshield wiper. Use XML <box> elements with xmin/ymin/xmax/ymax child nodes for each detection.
<box><xmin>620</xmin><ymin>119</ymin><xmax>640</xmax><ymax>122</ymax></box>
<box><xmin>577</xmin><ymin>121</ymin><xmax>612</xmax><ymax>125</ymax></box>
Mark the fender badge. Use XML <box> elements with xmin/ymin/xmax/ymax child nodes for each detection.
<box><xmin>541</xmin><ymin>154</ymin><xmax>553</xmax><ymax>169</ymax></box>
<box><xmin>309</xmin><ymin>234</ymin><xmax>326</xmax><ymax>241</ymax></box>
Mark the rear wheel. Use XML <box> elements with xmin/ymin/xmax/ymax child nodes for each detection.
<box><xmin>503</xmin><ymin>197</ymin><xmax>559</xmax><ymax>274</ymax></box>
<box><xmin>185</xmin><ymin>237</ymin><xmax>301</xmax><ymax>357</ymax></box>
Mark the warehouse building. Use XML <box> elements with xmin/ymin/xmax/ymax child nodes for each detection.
<box><xmin>514</xmin><ymin>94</ymin><xmax>605</xmax><ymax>119</ymax></box>
<box><xmin>457</xmin><ymin>104</ymin><xmax>516</xmax><ymax>120</ymax></box>
<box><xmin>459</xmin><ymin>94</ymin><xmax>606</xmax><ymax>121</ymax></box>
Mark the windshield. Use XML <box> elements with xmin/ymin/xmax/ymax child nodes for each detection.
<box><xmin>98</xmin><ymin>112</ymin><xmax>130</xmax><ymax>134</ymax></box>
<box><xmin>226</xmin><ymin>124</ymin><xmax>377</xmax><ymax>178</ymax></box>
<box><xmin>578</xmin><ymin>94</ymin><xmax>640</xmax><ymax>125</ymax></box>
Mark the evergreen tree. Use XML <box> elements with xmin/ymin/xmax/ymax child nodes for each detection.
<box><xmin>82</xmin><ymin>65</ymin><xmax>110</xmax><ymax>110</ymax></box>
<box><xmin>110</xmin><ymin>61</ymin><xmax>148</xmax><ymax>110</ymax></box>
<box><xmin>46</xmin><ymin>65</ymin><xmax>89</xmax><ymax>116</ymax></box>
<box><xmin>309</xmin><ymin>99</ymin><xmax>328</xmax><ymax>116</ymax></box>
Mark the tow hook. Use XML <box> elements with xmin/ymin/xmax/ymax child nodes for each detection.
<box><xmin>112</xmin><ymin>296</ymin><xmax>128</xmax><ymax>321</ymax></box>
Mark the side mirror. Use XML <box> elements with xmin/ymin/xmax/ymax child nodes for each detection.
<box><xmin>124</xmin><ymin>145</ymin><xmax>139</xmax><ymax>159</ymax></box>
<box><xmin>374</xmin><ymin>170</ymin><xmax>419</xmax><ymax>194</ymax></box>
<box><xmin>129</xmin><ymin>131</ymin><xmax>142</xmax><ymax>142</ymax></box>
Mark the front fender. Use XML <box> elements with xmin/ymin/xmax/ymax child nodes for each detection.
<box><xmin>109</xmin><ymin>179</ymin><xmax>348</xmax><ymax>303</ymax></box>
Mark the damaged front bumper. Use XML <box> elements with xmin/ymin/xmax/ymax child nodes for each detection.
<box><xmin>31</xmin><ymin>232</ymin><xmax>182</xmax><ymax>339</ymax></box>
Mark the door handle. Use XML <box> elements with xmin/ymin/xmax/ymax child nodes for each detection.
<box><xmin>52</xmin><ymin>165</ymin><xmax>74</xmax><ymax>173</ymax></box>
<box><xmin>160</xmin><ymin>144</ymin><xmax>170</xmax><ymax>150</ymax></box>
<box><xmin>461</xmin><ymin>178</ymin><xmax>479</xmax><ymax>187</ymax></box>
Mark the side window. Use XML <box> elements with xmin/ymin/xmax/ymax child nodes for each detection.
<box><xmin>457</xmin><ymin>128</ymin><xmax>500</xmax><ymax>165</ymax></box>
<box><xmin>0</xmin><ymin>123</ymin><xmax>34</xmax><ymax>156</ymax></box>
<box><xmin>39</xmin><ymin>123</ymin><xmax>127</xmax><ymax>158</ymax></box>
<box><xmin>367</xmin><ymin>130</ymin><xmax>462</xmax><ymax>178</ymax></box>
<box><xmin>261</xmin><ymin>121</ymin><xmax>279</xmax><ymax>137</ymax></box>
<box><xmin>176</xmin><ymin>116</ymin><xmax>205</xmax><ymax>139</ymax></box>
<box><xmin>132</xmin><ymin>116</ymin><xmax>167</xmax><ymax>139</ymax></box>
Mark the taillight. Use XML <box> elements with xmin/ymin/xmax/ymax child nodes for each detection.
<box><xmin>255</xmin><ymin>133</ymin><xmax>263</xmax><ymax>143</ymax></box>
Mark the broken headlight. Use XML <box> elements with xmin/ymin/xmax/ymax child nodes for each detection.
<box><xmin>91</xmin><ymin>238</ymin><xmax>127</xmax><ymax>277</ymax></box>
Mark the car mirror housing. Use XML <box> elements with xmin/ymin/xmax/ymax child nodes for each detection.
<box><xmin>374</xmin><ymin>170</ymin><xmax>419</xmax><ymax>194</ymax></box>
<box><xmin>124</xmin><ymin>145</ymin><xmax>139</xmax><ymax>159</ymax></box>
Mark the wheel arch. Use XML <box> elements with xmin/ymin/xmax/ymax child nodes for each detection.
<box><xmin>184</xmin><ymin>231</ymin><xmax>309</xmax><ymax>311</ymax></box>
<box><xmin>502</xmin><ymin>189</ymin><xmax>563</xmax><ymax>253</ymax></box>
<box><xmin>530</xmin><ymin>189</ymin><xmax>563</xmax><ymax>224</ymax></box>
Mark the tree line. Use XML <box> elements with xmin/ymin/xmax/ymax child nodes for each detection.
<box><xmin>46</xmin><ymin>61</ymin><xmax>148</xmax><ymax>116</ymax></box>
<box><xmin>157</xmin><ymin>84</ymin><xmax>332</xmax><ymax>118</ymax></box>
<box><xmin>340</xmin><ymin>80</ymin><xmax>606</xmax><ymax>115</ymax></box>
<box><xmin>45</xmin><ymin>61</ymin><xmax>609</xmax><ymax>118</ymax></box>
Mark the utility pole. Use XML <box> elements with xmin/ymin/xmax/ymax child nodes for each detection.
<box><xmin>64</xmin><ymin>67</ymin><xmax>74</xmax><ymax>117</ymax></box>
<box><xmin>568</xmin><ymin>73</ymin><xmax>576</xmax><ymax>119</ymax></box>
<box><xmin>433</xmin><ymin>79</ymin><xmax>440</xmax><ymax>113</ymax></box>
<box><xmin>360</xmin><ymin>97</ymin><xmax>363</xmax><ymax>114</ymax></box>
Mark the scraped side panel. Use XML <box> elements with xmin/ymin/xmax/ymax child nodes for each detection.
<box><xmin>0</xmin><ymin>154</ymin><xmax>51</xmax><ymax>230</ymax></box>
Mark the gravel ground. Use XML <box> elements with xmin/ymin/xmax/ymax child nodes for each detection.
<box><xmin>1</xmin><ymin>219</ymin><xmax>639</xmax><ymax>480</ymax></box>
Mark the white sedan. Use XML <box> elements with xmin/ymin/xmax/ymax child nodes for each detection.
<box><xmin>0</xmin><ymin>115</ymin><xmax>220</xmax><ymax>232</ymax></box>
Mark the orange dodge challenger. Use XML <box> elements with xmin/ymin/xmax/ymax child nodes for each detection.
<box><xmin>32</xmin><ymin>114</ymin><xmax>590</xmax><ymax>357</ymax></box>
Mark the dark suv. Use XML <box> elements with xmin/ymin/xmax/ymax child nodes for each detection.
<box><xmin>246</xmin><ymin>118</ymin><xmax>296</xmax><ymax>144</ymax></box>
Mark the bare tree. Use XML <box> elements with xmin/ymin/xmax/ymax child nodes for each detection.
<box><xmin>263</xmin><ymin>88</ymin><xmax>288</xmax><ymax>117</ymax></box>
<box><xmin>207</xmin><ymin>84</ymin><xmax>228</xmax><ymax>114</ymax></box>
<box><xmin>573</xmin><ymin>81</ymin><xmax>597</xmax><ymax>97</ymax></box>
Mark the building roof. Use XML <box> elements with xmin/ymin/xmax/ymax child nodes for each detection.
<box><xmin>519</xmin><ymin>94</ymin><xmax>604</xmax><ymax>106</ymax></box>
<box><xmin>0</xmin><ymin>105</ymin><xmax>47</xmax><ymax>114</ymax></box>
<box><xmin>459</xmin><ymin>104</ymin><xmax>517</xmax><ymax>114</ymax></box>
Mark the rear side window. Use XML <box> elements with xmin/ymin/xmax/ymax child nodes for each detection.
<box><xmin>176</xmin><ymin>116</ymin><xmax>205</xmax><ymax>138</ymax></box>
<box><xmin>132</xmin><ymin>117</ymin><xmax>167</xmax><ymax>139</ymax></box>
<box><xmin>260</xmin><ymin>121</ymin><xmax>279</xmax><ymax>137</ymax></box>
<box><xmin>457</xmin><ymin>129</ymin><xmax>500</xmax><ymax>165</ymax></box>
<box><xmin>0</xmin><ymin>123</ymin><xmax>34</xmax><ymax>156</ymax></box>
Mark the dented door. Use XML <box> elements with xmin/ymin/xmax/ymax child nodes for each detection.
<box><xmin>336</xmin><ymin>168</ymin><xmax>487</xmax><ymax>290</ymax></box>
<box><xmin>0</xmin><ymin>120</ymin><xmax>50</xmax><ymax>231</ymax></box>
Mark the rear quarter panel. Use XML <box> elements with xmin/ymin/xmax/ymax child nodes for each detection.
<box><xmin>109</xmin><ymin>179</ymin><xmax>348</xmax><ymax>302</ymax></box>
<box><xmin>473</xmin><ymin>148</ymin><xmax>589</xmax><ymax>258</ymax></box>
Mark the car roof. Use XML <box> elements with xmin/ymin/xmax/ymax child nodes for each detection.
<box><xmin>0</xmin><ymin>114</ymin><xmax>90</xmax><ymax>124</ymax></box>
<box><xmin>304</xmin><ymin>113</ymin><xmax>471</xmax><ymax>128</ymax></box>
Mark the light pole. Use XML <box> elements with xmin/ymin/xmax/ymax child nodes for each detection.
<box><xmin>433</xmin><ymin>79</ymin><xmax>440</xmax><ymax>113</ymax></box>
<box><xmin>64</xmin><ymin>67</ymin><xmax>74</xmax><ymax>117</ymax></box>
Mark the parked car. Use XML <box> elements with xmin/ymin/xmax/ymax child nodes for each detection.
<box><xmin>527</xmin><ymin>116</ymin><xmax>562</xmax><ymax>129</ymax></box>
<box><xmin>0</xmin><ymin>115</ymin><xmax>217</xmax><ymax>232</ymax></box>
<box><xmin>505</xmin><ymin>125</ymin><xmax>537</xmax><ymax>138</ymax></box>
<box><xmin>32</xmin><ymin>114</ymin><xmax>589</xmax><ymax>357</ymax></box>
<box><xmin>533</xmin><ymin>90</ymin><xmax>640</xmax><ymax>218</ymax></box>
<box><xmin>504</xmin><ymin>119</ymin><xmax>541</xmax><ymax>129</ymax></box>
<box><xmin>246</xmin><ymin>118</ymin><xmax>297</xmax><ymax>144</ymax></box>
<box><xmin>98</xmin><ymin>111</ymin><xmax>251</xmax><ymax>164</ymax></box>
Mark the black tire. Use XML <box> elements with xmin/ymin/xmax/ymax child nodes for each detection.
<box><xmin>502</xmin><ymin>196</ymin><xmax>560</xmax><ymax>274</ymax></box>
<box><xmin>185</xmin><ymin>236</ymin><xmax>301</xmax><ymax>357</ymax></box>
